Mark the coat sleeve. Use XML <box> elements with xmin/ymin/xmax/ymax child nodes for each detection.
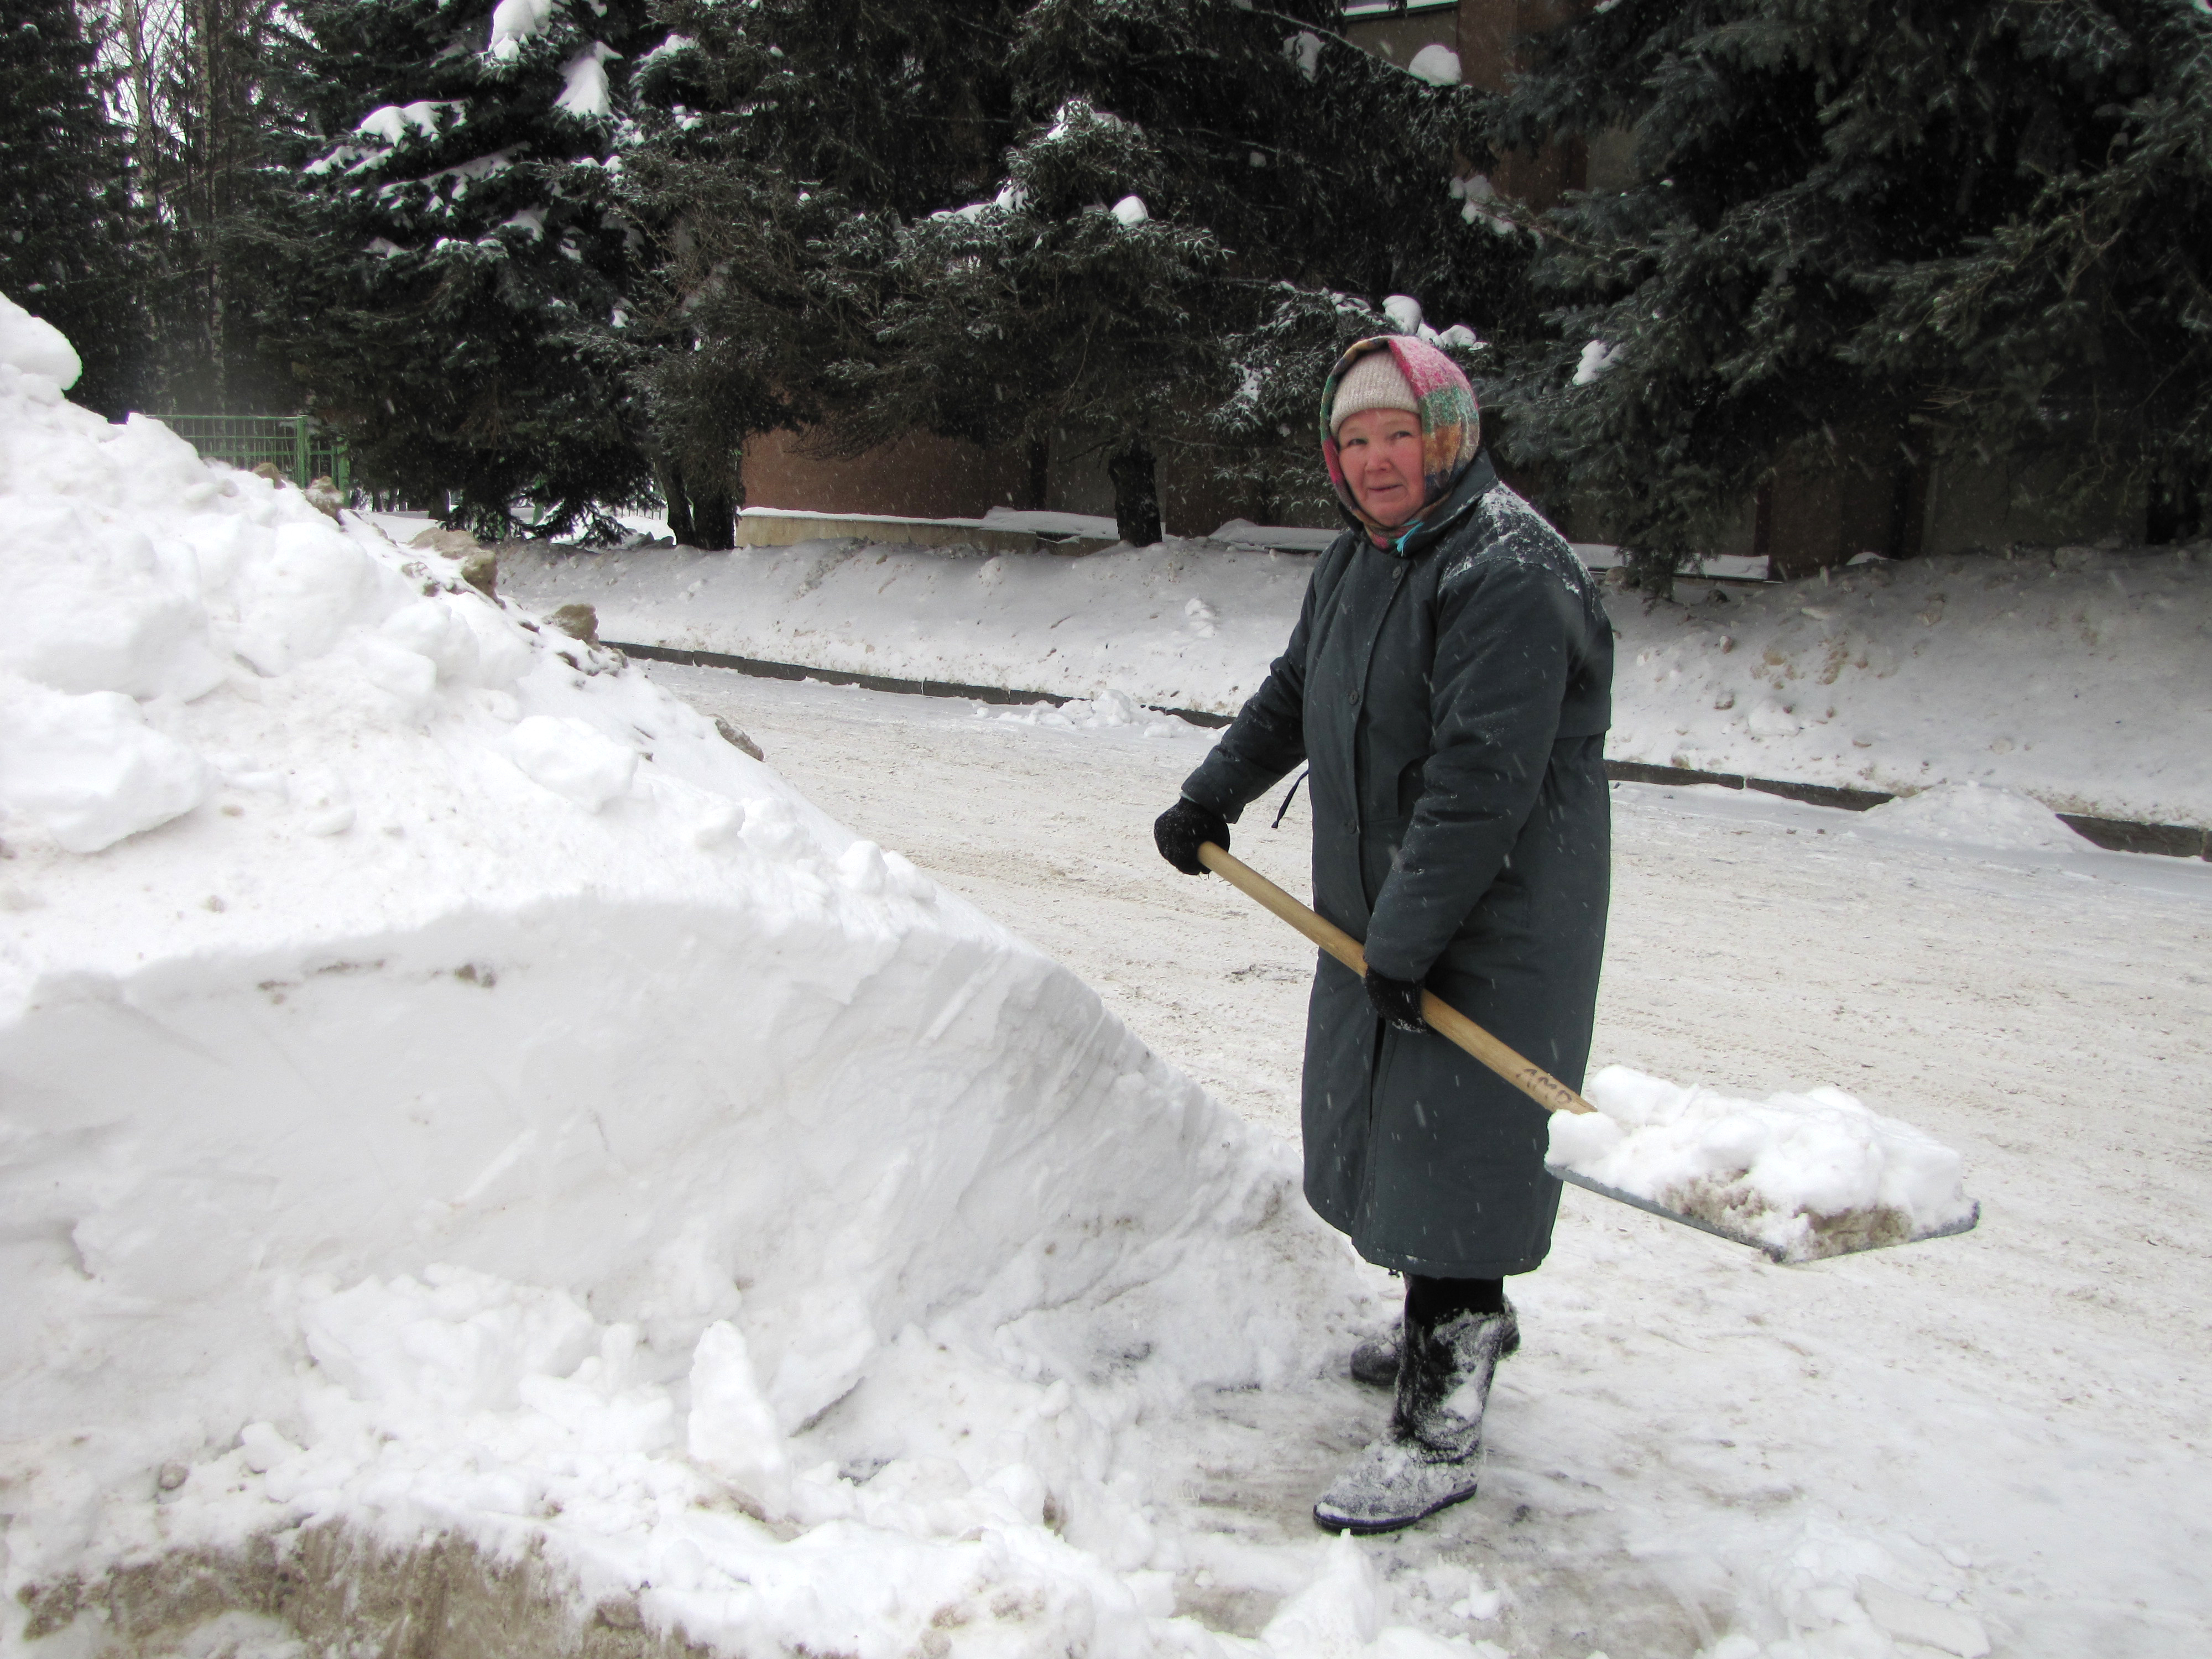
<box><xmin>1361</xmin><ymin>552</ymin><xmax>1576</xmax><ymax>982</ymax></box>
<box><xmin>1176</xmin><ymin>555</ymin><xmax>1324</xmax><ymax>821</ymax></box>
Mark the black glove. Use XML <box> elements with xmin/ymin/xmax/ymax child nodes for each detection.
<box><xmin>1366</xmin><ymin>968</ymin><xmax>1427</xmax><ymax>1034</ymax></box>
<box><xmin>1154</xmin><ymin>797</ymin><xmax>1229</xmax><ymax>875</ymax></box>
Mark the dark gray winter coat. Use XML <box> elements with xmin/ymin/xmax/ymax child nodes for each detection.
<box><xmin>1181</xmin><ymin>452</ymin><xmax>1614</xmax><ymax>1277</ymax></box>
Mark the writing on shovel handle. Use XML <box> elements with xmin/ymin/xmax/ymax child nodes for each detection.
<box><xmin>1196</xmin><ymin>841</ymin><xmax>1595</xmax><ymax>1118</ymax></box>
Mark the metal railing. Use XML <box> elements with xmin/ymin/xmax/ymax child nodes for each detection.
<box><xmin>161</xmin><ymin>414</ymin><xmax>353</xmax><ymax>497</ymax></box>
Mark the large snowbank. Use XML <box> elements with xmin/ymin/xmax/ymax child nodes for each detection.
<box><xmin>495</xmin><ymin>530</ymin><xmax>2212</xmax><ymax>828</ymax></box>
<box><xmin>0</xmin><ymin>296</ymin><xmax>1446</xmax><ymax>1658</ymax></box>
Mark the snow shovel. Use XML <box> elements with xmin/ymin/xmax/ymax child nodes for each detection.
<box><xmin>1196</xmin><ymin>841</ymin><xmax>1979</xmax><ymax>1264</ymax></box>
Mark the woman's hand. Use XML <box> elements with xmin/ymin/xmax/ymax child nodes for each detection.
<box><xmin>1365</xmin><ymin>968</ymin><xmax>1427</xmax><ymax>1034</ymax></box>
<box><xmin>1154</xmin><ymin>797</ymin><xmax>1229</xmax><ymax>875</ymax></box>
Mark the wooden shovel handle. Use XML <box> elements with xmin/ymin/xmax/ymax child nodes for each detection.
<box><xmin>1197</xmin><ymin>841</ymin><xmax>1595</xmax><ymax>1117</ymax></box>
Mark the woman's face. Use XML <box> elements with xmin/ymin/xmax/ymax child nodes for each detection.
<box><xmin>1336</xmin><ymin>406</ymin><xmax>1425</xmax><ymax>527</ymax></box>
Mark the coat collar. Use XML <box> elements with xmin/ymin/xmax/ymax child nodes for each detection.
<box><xmin>1341</xmin><ymin>448</ymin><xmax>1498</xmax><ymax>560</ymax></box>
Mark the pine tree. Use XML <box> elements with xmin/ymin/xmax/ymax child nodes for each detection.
<box><xmin>268</xmin><ymin>0</ymin><xmax>659</xmax><ymax>537</ymax></box>
<box><xmin>1</xmin><ymin>0</ymin><xmax>144</xmax><ymax>415</ymax></box>
<box><xmin>827</xmin><ymin>93</ymin><xmax>1230</xmax><ymax>545</ymax></box>
<box><xmin>623</xmin><ymin>0</ymin><xmax>1522</xmax><ymax>545</ymax></box>
<box><xmin>1484</xmin><ymin>0</ymin><xmax>2212</xmax><ymax>586</ymax></box>
<box><xmin>820</xmin><ymin>0</ymin><xmax>1524</xmax><ymax>542</ymax></box>
<box><xmin>602</xmin><ymin>1</ymin><xmax>1034</xmax><ymax>546</ymax></box>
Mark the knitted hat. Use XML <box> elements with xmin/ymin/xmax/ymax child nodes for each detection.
<box><xmin>1328</xmin><ymin>350</ymin><xmax>1420</xmax><ymax>435</ymax></box>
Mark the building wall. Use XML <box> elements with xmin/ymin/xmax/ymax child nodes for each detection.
<box><xmin>740</xmin><ymin>428</ymin><xmax>1031</xmax><ymax>520</ymax></box>
<box><xmin>1920</xmin><ymin>454</ymin><xmax>2146</xmax><ymax>557</ymax></box>
<box><xmin>1038</xmin><ymin>430</ymin><xmax>1271</xmax><ymax>539</ymax></box>
<box><xmin>740</xmin><ymin>422</ymin><xmax>1270</xmax><ymax>540</ymax></box>
<box><xmin>1341</xmin><ymin>2</ymin><xmax>1460</xmax><ymax>69</ymax></box>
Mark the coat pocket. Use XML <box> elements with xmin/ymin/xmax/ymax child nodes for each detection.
<box><xmin>1395</xmin><ymin>757</ymin><xmax>1428</xmax><ymax>817</ymax></box>
<box><xmin>1358</xmin><ymin>812</ymin><xmax>1412</xmax><ymax>910</ymax></box>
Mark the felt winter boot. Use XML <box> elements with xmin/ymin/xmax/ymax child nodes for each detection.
<box><xmin>1348</xmin><ymin>1293</ymin><xmax>1518</xmax><ymax>1388</ymax></box>
<box><xmin>1314</xmin><ymin>1301</ymin><xmax>1519</xmax><ymax>1533</ymax></box>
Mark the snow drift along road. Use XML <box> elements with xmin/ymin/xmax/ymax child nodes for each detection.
<box><xmin>494</xmin><ymin>515</ymin><xmax>2212</xmax><ymax>831</ymax></box>
<box><xmin>0</xmin><ymin>295</ymin><xmax>1433</xmax><ymax>1659</ymax></box>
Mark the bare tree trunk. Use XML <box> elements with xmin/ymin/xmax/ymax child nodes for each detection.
<box><xmin>655</xmin><ymin>459</ymin><xmax>697</xmax><ymax>545</ymax></box>
<box><xmin>690</xmin><ymin>487</ymin><xmax>736</xmax><ymax>550</ymax></box>
<box><xmin>1107</xmin><ymin>436</ymin><xmax>1162</xmax><ymax>546</ymax></box>
<box><xmin>197</xmin><ymin>0</ymin><xmax>223</xmax><ymax>406</ymax></box>
<box><xmin>1025</xmin><ymin>436</ymin><xmax>1050</xmax><ymax>511</ymax></box>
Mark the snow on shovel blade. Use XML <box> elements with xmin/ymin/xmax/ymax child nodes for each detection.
<box><xmin>1552</xmin><ymin>1169</ymin><xmax>1981</xmax><ymax>1265</ymax></box>
<box><xmin>1193</xmin><ymin>843</ymin><xmax>1982</xmax><ymax>1264</ymax></box>
<box><xmin>1545</xmin><ymin>1066</ymin><xmax>1983</xmax><ymax>1265</ymax></box>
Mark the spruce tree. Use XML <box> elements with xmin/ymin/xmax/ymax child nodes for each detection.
<box><xmin>822</xmin><ymin>0</ymin><xmax>1522</xmax><ymax>541</ymax></box>
<box><xmin>1484</xmin><ymin>0</ymin><xmax>2212</xmax><ymax>586</ymax></box>
<box><xmin>827</xmin><ymin>93</ymin><xmax>1229</xmax><ymax>545</ymax></box>
<box><xmin>269</xmin><ymin>0</ymin><xmax>659</xmax><ymax>536</ymax></box>
<box><xmin>1</xmin><ymin>0</ymin><xmax>144</xmax><ymax>415</ymax></box>
<box><xmin>602</xmin><ymin>1</ymin><xmax>1032</xmax><ymax>545</ymax></box>
<box><xmin>623</xmin><ymin>0</ymin><xmax>1520</xmax><ymax>545</ymax></box>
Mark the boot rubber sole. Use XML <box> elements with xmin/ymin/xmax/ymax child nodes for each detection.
<box><xmin>1312</xmin><ymin>1479</ymin><xmax>1479</xmax><ymax>1535</ymax></box>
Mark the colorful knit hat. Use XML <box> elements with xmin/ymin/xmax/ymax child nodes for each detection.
<box><xmin>1319</xmin><ymin>335</ymin><xmax>1480</xmax><ymax>539</ymax></box>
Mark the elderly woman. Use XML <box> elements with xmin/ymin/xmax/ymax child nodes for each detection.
<box><xmin>1154</xmin><ymin>336</ymin><xmax>1613</xmax><ymax>1532</ymax></box>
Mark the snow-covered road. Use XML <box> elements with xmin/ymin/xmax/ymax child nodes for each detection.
<box><xmin>650</xmin><ymin>662</ymin><xmax>2212</xmax><ymax>1659</ymax></box>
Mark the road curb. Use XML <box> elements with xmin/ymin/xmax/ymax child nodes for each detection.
<box><xmin>611</xmin><ymin>639</ymin><xmax>1233</xmax><ymax>731</ymax></box>
<box><xmin>616</xmin><ymin>641</ymin><xmax>2210</xmax><ymax>863</ymax></box>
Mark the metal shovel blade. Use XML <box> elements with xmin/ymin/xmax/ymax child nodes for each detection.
<box><xmin>1553</xmin><ymin>1169</ymin><xmax>1982</xmax><ymax>1265</ymax></box>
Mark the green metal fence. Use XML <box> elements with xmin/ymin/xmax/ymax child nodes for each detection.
<box><xmin>163</xmin><ymin>414</ymin><xmax>352</xmax><ymax>497</ymax></box>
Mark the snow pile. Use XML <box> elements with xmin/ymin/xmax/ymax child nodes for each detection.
<box><xmin>1571</xmin><ymin>341</ymin><xmax>1620</xmax><ymax>385</ymax></box>
<box><xmin>1405</xmin><ymin>44</ymin><xmax>1461</xmax><ymax>86</ymax></box>
<box><xmin>494</xmin><ymin>529</ymin><xmax>2212</xmax><ymax>829</ymax></box>
<box><xmin>1606</xmin><ymin>548</ymin><xmax>2212</xmax><ymax>827</ymax></box>
<box><xmin>1547</xmin><ymin>1067</ymin><xmax>1978</xmax><ymax>1263</ymax></box>
<box><xmin>0</xmin><ymin>294</ymin><xmax>80</xmax><ymax>388</ymax></box>
<box><xmin>488</xmin><ymin>0</ymin><xmax>557</xmax><ymax>57</ymax></box>
<box><xmin>555</xmin><ymin>41</ymin><xmax>617</xmax><ymax>118</ymax></box>
<box><xmin>986</xmin><ymin>687</ymin><xmax>1187</xmax><ymax>738</ymax></box>
<box><xmin>0</xmin><ymin>296</ymin><xmax>1446</xmax><ymax>1659</ymax></box>
<box><xmin>497</xmin><ymin>536</ymin><xmax>1315</xmax><ymax>718</ymax></box>
<box><xmin>1857</xmin><ymin>780</ymin><xmax>2090</xmax><ymax>852</ymax></box>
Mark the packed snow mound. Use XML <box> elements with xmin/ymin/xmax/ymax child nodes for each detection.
<box><xmin>1547</xmin><ymin>1067</ymin><xmax>1978</xmax><ymax>1263</ymax></box>
<box><xmin>988</xmin><ymin>687</ymin><xmax>1190</xmax><ymax>736</ymax></box>
<box><xmin>1405</xmin><ymin>44</ymin><xmax>1462</xmax><ymax>86</ymax></box>
<box><xmin>1606</xmin><ymin>546</ymin><xmax>2212</xmax><ymax>828</ymax></box>
<box><xmin>0</xmin><ymin>303</ymin><xmax>1435</xmax><ymax>1659</ymax></box>
<box><xmin>496</xmin><ymin>526</ymin><xmax>2212</xmax><ymax>829</ymax></box>
<box><xmin>497</xmin><ymin>535</ymin><xmax>1314</xmax><ymax>717</ymax></box>
<box><xmin>1858</xmin><ymin>780</ymin><xmax>2090</xmax><ymax>852</ymax></box>
<box><xmin>0</xmin><ymin>292</ymin><xmax>81</xmax><ymax>391</ymax></box>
